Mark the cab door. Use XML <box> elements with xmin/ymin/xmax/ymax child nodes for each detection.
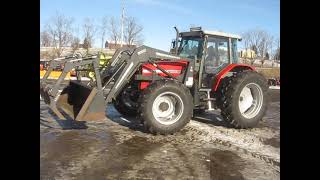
<box><xmin>201</xmin><ymin>36</ymin><xmax>230</xmax><ymax>87</ymax></box>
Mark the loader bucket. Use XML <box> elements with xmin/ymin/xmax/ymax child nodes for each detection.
<box><xmin>56</xmin><ymin>81</ymin><xmax>106</xmax><ymax>121</ymax></box>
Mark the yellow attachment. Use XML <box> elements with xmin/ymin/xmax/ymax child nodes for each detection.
<box><xmin>99</xmin><ymin>53</ymin><xmax>112</xmax><ymax>66</ymax></box>
<box><xmin>89</xmin><ymin>71</ymin><xmax>95</xmax><ymax>80</ymax></box>
<box><xmin>99</xmin><ymin>53</ymin><xmax>107</xmax><ymax>66</ymax></box>
<box><xmin>40</xmin><ymin>70</ymin><xmax>71</xmax><ymax>79</ymax></box>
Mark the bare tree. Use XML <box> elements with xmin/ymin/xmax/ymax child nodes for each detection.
<box><xmin>108</xmin><ymin>16</ymin><xmax>120</xmax><ymax>47</ymax></box>
<box><xmin>266</xmin><ymin>36</ymin><xmax>273</xmax><ymax>58</ymax></box>
<box><xmin>45</xmin><ymin>12</ymin><xmax>74</xmax><ymax>57</ymax></box>
<box><xmin>276</xmin><ymin>38</ymin><xmax>280</xmax><ymax>49</ymax></box>
<box><xmin>242</xmin><ymin>30</ymin><xmax>259</xmax><ymax>56</ymax></box>
<box><xmin>270</xmin><ymin>37</ymin><xmax>274</xmax><ymax>60</ymax></box>
<box><xmin>265</xmin><ymin>52</ymin><xmax>270</xmax><ymax>60</ymax></box>
<box><xmin>242</xmin><ymin>29</ymin><xmax>274</xmax><ymax>59</ymax></box>
<box><xmin>275</xmin><ymin>48</ymin><xmax>280</xmax><ymax>61</ymax></box>
<box><xmin>241</xmin><ymin>31</ymin><xmax>251</xmax><ymax>51</ymax></box>
<box><xmin>273</xmin><ymin>38</ymin><xmax>280</xmax><ymax>61</ymax></box>
<box><xmin>124</xmin><ymin>16</ymin><xmax>144</xmax><ymax>46</ymax></box>
<box><xmin>258</xmin><ymin>34</ymin><xmax>273</xmax><ymax>61</ymax></box>
<box><xmin>272</xmin><ymin>38</ymin><xmax>280</xmax><ymax>60</ymax></box>
<box><xmin>262</xmin><ymin>35</ymin><xmax>274</xmax><ymax>67</ymax></box>
<box><xmin>83</xmin><ymin>37</ymin><xmax>91</xmax><ymax>50</ymax></box>
<box><xmin>242</xmin><ymin>31</ymin><xmax>255</xmax><ymax>64</ymax></box>
<box><xmin>240</xmin><ymin>32</ymin><xmax>252</xmax><ymax>64</ymax></box>
<box><xmin>99</xmin><ymin>16</ymin><xmax>108</xmax><ymax>49</ymax></box>
<box><xmin>71</xmin><ymin>36</ymin><xmax>80</xmax><ymax>53</ymax></box>
<box><xmin>40</xmin><ymin>31</ymin><xmax>52</xmax><ymax>47</ymax></box>
<box><xmin>82</xmin><ymin>18</ymin><xmax>97</xmax><ymax>53</ymax></box>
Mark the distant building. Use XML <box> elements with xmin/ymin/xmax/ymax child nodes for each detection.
<box><xmin>105</xmin><ymin>40</ymin><xmax>136</xmax><ymax>49</ymax></box>
<box><xmin>239</xmin><ymin>49</ymin><xmax>256</xmax><ymax>59</ymax></box>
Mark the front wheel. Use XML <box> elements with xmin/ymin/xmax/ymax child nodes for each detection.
<box><xmin>218</xmin><ymin>71</ymin><xmax>269</xmax><ymax>128</ymax></box>
<box><xmin>138</xmin><ymin>80</ymin><xmax>193</xmax><ymax>135</ymax></box>
<box><xmin>113</xmin><ymin>86</ymin><xmax>139</xmax><ymax>117</ymax></box>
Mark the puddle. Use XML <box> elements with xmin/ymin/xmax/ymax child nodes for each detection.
<box><xmin>206</xmin><ymin>150</ymin><xmax>245</xmax><ymax>180</ymax></box>
<box><xmin>40</xmin><ymin>130</ymin><xmax>114</xmax><ymax>179</ymax></box>
<box><xmin>259</xmin><ymin>102</ymin><xmax>280</xmax><ymax>130</ymax></box>
<box><xmin>263</xmin><ymin>137</ymin><xmax>280</xmax><ymax>148</ymax></box>
<box><xmin>69</xmin><ymin>136</ymin><xmax>164</xmax><ymax>179</ymax></box>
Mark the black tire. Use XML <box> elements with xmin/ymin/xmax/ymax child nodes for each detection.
<box><xmin>193</xmin><ymin>108</ymin><xmax>206</xmax><ymax>116</ymax></box>
<box><xmin>217</xmin><ymin>71</ymin><xmax>269</xmax><ymax>128</ymax></box>
<box><xmin>138</xmin><ymin>80</ymin><xmax>193</xmax><ymax>135</ymax></box>
<box><xmin>215</xmin><ymin>75</ymin><xmax>235</xmax><ymax>108</ymax></box>
<box><xmin>114</xmin><ymin>87</ymin><xmax>139</xmax><ymax>117</ymax></box>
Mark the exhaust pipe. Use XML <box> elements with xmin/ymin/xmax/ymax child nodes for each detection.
<box><xmin>174</xmin><ymin>26</ymin><xmax>179</xmax><ymax>55</ymax></box>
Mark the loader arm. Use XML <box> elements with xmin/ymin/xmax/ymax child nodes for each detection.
<box><xmin>101</xmin><ymin>45</ymin><xmax>190</xmax><ymax>103</ymax></box>
<box><xmin>40</xmin><ymin>45</ymin><xmax>191</xmax><ymax>121</ymax></box>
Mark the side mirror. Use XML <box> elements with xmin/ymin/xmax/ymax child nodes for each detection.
<box><xmin>171</xmin><ymin>40</ymin><xmax>176</xmax><ymax>49</ymax></box>
<box><xmin>170</xmin><ymin>39</ymin><xmax>177</xmax><ymax>54</ymax></box>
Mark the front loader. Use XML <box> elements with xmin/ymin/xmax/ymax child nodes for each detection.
<box><xmin>40</xmin><ymin>27</ymin><xmax>269</xmax><ymax>134</ymax></box>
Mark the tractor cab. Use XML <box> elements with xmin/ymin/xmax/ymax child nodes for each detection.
<box><xmin>171</xmin><ymin>27</ymin><xmax>241</xmax><ymax>87</ymax></box>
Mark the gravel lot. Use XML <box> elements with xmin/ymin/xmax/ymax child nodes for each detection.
<box><xmin>40</xmin><ymin>88</ymin><xmax>280</xmax><ymax>180</ymax></box>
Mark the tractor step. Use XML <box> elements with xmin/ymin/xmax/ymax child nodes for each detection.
<box><xmin>199</xmin><ymin>88</ymin><xmax>212</xmax><ymax>92</ymax></box>
<box><xmin>199</xmin><ymin>88</ymin><xmax>215</xmax><ymax>111</ymax></box>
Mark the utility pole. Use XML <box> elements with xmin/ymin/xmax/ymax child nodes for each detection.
<box><xmin>120</xmin><ymin>0</ymin><xmax>125</xmax><ymax>47</ymax></box>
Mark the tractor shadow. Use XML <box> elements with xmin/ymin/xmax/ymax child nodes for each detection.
<box><xmin>40</xmin><ymin>106</ymin><xmax>88</xmax><ymax>130</ymax></box>
<box><xmin>41</xmin><ymin>101</ymin><xmax>231</xmax><ymax>131</ymax></box>
<box><xmin>106</xmin><ymin>105</ymin><xmax>147</xmax><ymax>133</ymax></box>
<box><xmin>106</xmin><ymin>104</ymin><xmax>233</xmax><ymax>132</ymax></box>
<box><xmin>40</xmin><ymin>101</ymin><xmax>57</xmax><ymax>129</ymax></box>
<box><xmin>192</xmin><ymin>111</ymin><xmax>234</xmax><ymax>128</ymax></box>
<box><xmin>51</xmin><ymin>109</ymin><xmax>88</xmax><ymax>129</ymax></box>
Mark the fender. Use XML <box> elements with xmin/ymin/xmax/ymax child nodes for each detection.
<box><xmin>212</xmin><ymin>64</ymin><xmax>255</xmax><ymax>92</ymax></box>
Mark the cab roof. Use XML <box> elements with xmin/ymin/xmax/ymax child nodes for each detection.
<box><xmin>202</xmin><ymin>30</ymin><xmax>241</xmax><ymax>40</ymax></box>
<box><xmin>180</xmin><ymin>27</ymin><xmax>242</xmax><ymax>40</ymax></box>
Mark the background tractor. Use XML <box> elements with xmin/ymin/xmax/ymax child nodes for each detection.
<box><xmin>40</xmin><ymin>26</ymin><xmax>269</xmax><ymax>135</ymax></box>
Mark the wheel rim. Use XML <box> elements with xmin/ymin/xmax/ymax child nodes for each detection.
<box><xmin>238</xmin><ymin>83</ymin><xmax>263</xmax><ymax>119</ymax></box>
<box><xmin>152</xmin><ymin>92</ymin><xmax>184</xmax><ymax>125</ymax></box>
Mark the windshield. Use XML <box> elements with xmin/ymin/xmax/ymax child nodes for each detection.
<box><xmin>178</xmin><ymin>37</ymin><xmax>204</xmax><ymax>59</ymax></box>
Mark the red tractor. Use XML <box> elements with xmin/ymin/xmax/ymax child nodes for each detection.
<box><xmin>40</xmin><ymin>27</ymin><xmax>268</xmax><ymax>135</ymax></box>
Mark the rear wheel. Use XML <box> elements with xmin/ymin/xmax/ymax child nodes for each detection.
<box><xmin>217</xmin><ymin>71</ymin><xmax>268</xmax><ymax>128</ymax></box>
<box><xmin>138</xmin><ymin>80</ymin><xmax>193</xmax><ymax>135</ymax></box>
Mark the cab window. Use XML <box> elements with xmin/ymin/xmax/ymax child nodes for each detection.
<box><xmin>204</xmin><ymin>37</ymin><xmax>229</xmax><ymax>74</ymax></box>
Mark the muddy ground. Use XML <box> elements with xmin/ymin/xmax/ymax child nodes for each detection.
<box><xmin>40</xmin><ymin>88</ymin><xmax>280</xmax><ymax>180</ymax></box>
